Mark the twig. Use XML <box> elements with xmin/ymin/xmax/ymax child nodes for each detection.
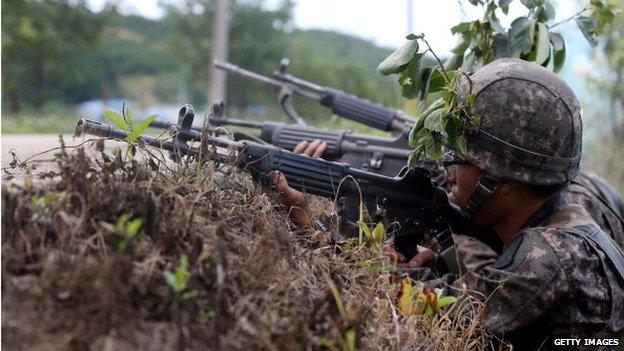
<box><xmin>422</xmin><ymin>37</ymin><xmax>450</xmax><ymax>83</ymax></box>
<box><xmin>549</xmin><ymin>7</ymin><xmax>588</xmax><ymax>29</ymax></box>
<box><xmin>17</xmin><ymin>139</ymin><xmax>100</xmax><ymax>165</ymax></box>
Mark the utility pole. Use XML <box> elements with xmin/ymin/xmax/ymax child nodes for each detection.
<box><xmin>209</xmin><ymin>0</ymin><xmax>230</xmax><ymax>104</ymax></box>
<box><xmin>407</xmin><ymin>0</ymin><xmax>413</xmax><ymax>33</ymax></box>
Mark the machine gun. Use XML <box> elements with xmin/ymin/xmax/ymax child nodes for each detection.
<box><xmin>76</xmin><ymin>103</ymin><xmax>463</xmax><ymax>260</ymax></box>
<box><xmin>213</xmin><ymin>59</ymin><xmax>416</xmax><ymax>133</ymax></box>
<box><xmin>150</xmin><ymin>103</ymin><xmax>411</xmax><ymax>177</ymax></box>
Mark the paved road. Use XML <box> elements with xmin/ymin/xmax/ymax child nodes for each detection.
<box><xmin>2</xmin><ymin>134</ymin><xmax>76</xmax><ymax>168</ymax></box>
<box><xmin>1</xmin><ymin>134</ymin><xmax>130</xmax><ymax>180</ymax></box>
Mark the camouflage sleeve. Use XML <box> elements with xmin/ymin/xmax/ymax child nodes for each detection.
<box><xmin>421</xmin><ymin>229</ymin><xmax>570</xmax><ymax>336</ymax></box>
<box><xmin>453</xmin><ymin>233</ymin><xmax>499</xmax><ymax>272</ymax></box>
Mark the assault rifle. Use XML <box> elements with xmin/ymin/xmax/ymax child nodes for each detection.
<box><xmin>213</xmin><ymin>59</ymin><xmax>416</xmax><ymax>133</ymax></box>
<box><xmin>76</xmin><ymin>104</ymin><xmax>466</xmax><ymax>260</ymax></box>
<box><xmin>150</xmin><ymin>103</ymin><xmax>411</xmax><ymax>177</ymax></box>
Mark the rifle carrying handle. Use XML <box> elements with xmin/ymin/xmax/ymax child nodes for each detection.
<box><xmin>321</xmin><ymin>90</ymin><xmax>395</xmax><ymax>131</ymax></box>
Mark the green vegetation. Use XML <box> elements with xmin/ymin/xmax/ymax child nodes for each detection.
<box><xmin>1</xmin><ymin>0</ymin><xmax>401</xmax><ymax>130</ymax></box>
<box><xmin>1</xmin><ymin>104</ymin><xmax>79</xmax><ymax>134</ymax></box>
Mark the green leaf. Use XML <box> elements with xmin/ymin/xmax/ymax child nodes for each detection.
<box><xmin>509</xmin><ymin>17</ymin><xmax>536</xmax><ymax>57</ymax></box>
<box><xmin>126</xmin><ymin>114</ymin><xmax>157</xmax><ymax>142</ymax></box>
<box><xmin>550</xmin><ymin>32</ymin><xmax>566</xmax><ymax>72</ymax></box>
<box><xmin>490</xmin><ymin>15</ymin><xmax>505</xmax><ymax>34</ymax></box>
<box><xmin>371</xmin><ymin>222</ymin><xmax>385</xmax><ymax>241</ymax></box>
<box><xmin>590</xmin><ymin>0</ymin><xmax>615</xmax><ymax>29</ymax></box>
<box><xmin>418</xmin><ymin>67</ymin><xmax>433</xmax><ymax>101</ymax></box>
<box><xmin>437</xmin><ymin>296</ymin><xmax>457</xmax><ymax>309</ymax></box>
<box><xmin>116</xmin><ymin>213</ymin><xmax>131</xmax><ymax>229</ymax></box>
<box><xmin>357</xmin><ymin>220</ymin><xmax>371</xmax><ymax>237</ymax></box>
<box><xmin>123</xmin><ymin>106</ymin><xmax>134</xmax><ymax>129</ymax></box>
<box><xmin>425</xmin><ymin>304</ymin><xmax>435</xmax><ymax>316</ymax></box>
<box><xmin>428</xmin><ymin>68</ymin><xmax>447</xmax><ymax>93</ymax></box>
<box><xmin>538</xmin><ymin>2</ymin><xmax>556</xmax><ymax>22</ymax></box>
<box><xmin>499</xmin><ymin>0</ymin><xmax>513</xmax><ymax>14</ymax></box>
<box><xmin>532</xmin><ymin>22</ymin><xmax>551</xmax><ymax>65</ymax></box>
<box><xmin>181</xmin><ymin>290</ymin><xmax>199</xmax><ymax>300</ymax></box>
<box><xmin>125</xmin><ymin>218</ymin><xmax>142</xmax><ymax>237</ymax></box>
<box><xmin>377</xmin><ymin>39</ymin><xmax>420</xmax><ymax>75</ymax></box>
<box><xmin>444</xmin><ymin>118</ymin><xmax>458</xmax><ymax>145</ymax></box>
<box><xmin>457</xmin><ymin>135</ymin><xmax>468</xmax><ymax>158</ymax></box>
<box><xmin>576</xmin><ymin>16</ymin><xmax>597</xmax><ymax>47</ymax></box>
<box><xmin>344</xmin><ymin>329</ymin><xmax>356</xmax><ymax>351</ymax></box>
<box><xmin>520</xmin><ymin>0</ymin><xmax>538</xmax><ymax>8</ymax></box>
<box><xmin>451</xmin><ymin>22</ymin><xmax>471</xmax><ymax>34</ymax></box>
<box><xmin>424</xmin><ymin>111</ymin><xmax>443</xmax><ymax>132</ymax></box>
<box><xmin>407</xmin><ymin>151</ymin><xmax>421</xmax><ymax>168</ymax></box>
<box><xmin>103</xmin><ymin>110</ymin><xmax>130</xmax><ymax>131</ymax></box>
<box><xmin>405</xmin><ymin>33</ymin><xmax>423</xmax><ymax>40</ymax></box>
<box><xmin>164</xmin><ymin>271</ymin><xmax>182</xmax><ymax>292</ymax></box>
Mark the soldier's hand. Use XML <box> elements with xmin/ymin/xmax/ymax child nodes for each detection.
<box><xmin>268</xmin><ymin>171</ymin><xmax>310</xmax><ymax>227</ymax></box>
<box><xmin>383</xmin><ymin>243</ymin><xmax>437</xmax><ymax>268</ymax></box>
<box><xmin>293</xmin><ymin>139</ymin><xmax>328</xmax><ymax>158</ymax></box>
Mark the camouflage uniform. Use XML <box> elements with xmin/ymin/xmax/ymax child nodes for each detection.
<box><xmin>563</xmin><ymin>168</ymin><xmax>624</xmax><ymax>250</ymax></box>
<box><xmin>410</xmin><ymin>59</ymin><xmax>624</xmax><ymax>347</ymax></box>
<box><xmin>427</xmin><ymin>194</ymin><xmax>624</xmax><ymax>348</ymax></box>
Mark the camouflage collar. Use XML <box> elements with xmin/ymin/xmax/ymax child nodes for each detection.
<box><xmin>521</xmin><ymin>193</ymin><xmax>565</xmax><ymax>230</ymax></box>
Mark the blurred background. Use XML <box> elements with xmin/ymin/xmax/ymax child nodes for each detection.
<box><xmin>1</xmin><ymin>0</ymin><xmax>622</xmax><ymax>190</ymax></box>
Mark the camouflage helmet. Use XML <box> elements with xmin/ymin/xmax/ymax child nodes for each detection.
<box><xmin>459</xmin><ymin>58</ymin><xmax>582</xmax><ymax>185</ymax></box>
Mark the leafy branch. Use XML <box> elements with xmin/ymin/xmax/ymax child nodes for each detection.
<box><xmin>377</xmin><ymin>0</ymin><xmax>618</xmax><ymax>162</ymax></box>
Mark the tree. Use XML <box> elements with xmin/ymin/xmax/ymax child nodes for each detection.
<box><xmin>584</xmin><ymin>0</ymin><xmax>623</xmax><ymax>189</ymax></box>
<box><xmin>1</xmin><ymin>0</ymin><xmax>104</xmax><ymax>113</ymax></box>
<box><xmin>161</xmin><ymin>0</ymin><xmax>293</xmax><ymax>108</ymax></box>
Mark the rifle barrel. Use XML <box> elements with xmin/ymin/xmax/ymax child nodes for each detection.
<box><xmin>213</xmin><ymin>60</ymin><xmax>322</xmax><ymax>101</ymax></box>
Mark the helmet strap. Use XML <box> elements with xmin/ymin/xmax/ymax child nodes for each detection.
<box><xmin>464</xmin><ymin>175</ymin><xmax>499</xmax><ymax>218</ymax></box>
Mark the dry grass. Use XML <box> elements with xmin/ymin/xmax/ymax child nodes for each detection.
<box><xmin>2</xmin><ymin>138</ymin><xmax>505</xmax><ymax>350</ymax></box>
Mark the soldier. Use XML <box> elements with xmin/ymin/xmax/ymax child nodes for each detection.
<box><xmin>272</xmin><ymin>58</ymin><xmax>624</xmax><ymax>347</ymax></box>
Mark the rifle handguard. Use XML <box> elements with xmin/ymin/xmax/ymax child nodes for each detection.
<box><xmin>260</xmin><ymin>123</ymin><xmax>345</xmax><ymax>159</ymax></box>
<box><xmin>321</xmin><ymin>90</ymin><xmax>396</xmax><ymax>131</ymax></box>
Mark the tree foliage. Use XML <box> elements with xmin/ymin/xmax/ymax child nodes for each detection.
<box><xmin>1</xmin><ymin>0</ymin><xmax>105</xmax><ymax>112</ymax></box>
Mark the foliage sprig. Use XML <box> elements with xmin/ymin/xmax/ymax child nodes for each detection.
<box><xmin>378</xmin><ymin>0</ymin><xmax>618</xmax><ymax>163</ymax></box>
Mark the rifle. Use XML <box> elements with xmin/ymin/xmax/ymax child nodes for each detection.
<box><xmin>213</xmin><ymin>59</ymin><xmax>416</xmax><ymax>133</ymax></box>
<box><xmin>76</xmin><ymin>104</ymin><xmax>458</xmax><ymax>261</ymax></box>
<box><xmin>150</xmin><ymin>102</ymin><xmax>411</xmax><ymax>177</ymax></box>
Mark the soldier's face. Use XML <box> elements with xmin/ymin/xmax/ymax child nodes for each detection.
<box><xmin>445</xmin><ymin>163</ymin><xmax>483</xmax><ymax>208</ymax></box>
<box><xmin>445</xmin><ymin>163</ymin><xmax>507</xmax><ymax>225</ymax></box>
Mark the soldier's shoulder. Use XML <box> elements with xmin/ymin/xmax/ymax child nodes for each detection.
<box><xmin>490</xmin><ymin>224</ymin><xmax>592</xmax><ymax>276</ymax></box>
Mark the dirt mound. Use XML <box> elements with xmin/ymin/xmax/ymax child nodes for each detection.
<box><xmin>2</xmin><ymin>139</ymin><xmax>501</xmax><ymax>350</ymax></box>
